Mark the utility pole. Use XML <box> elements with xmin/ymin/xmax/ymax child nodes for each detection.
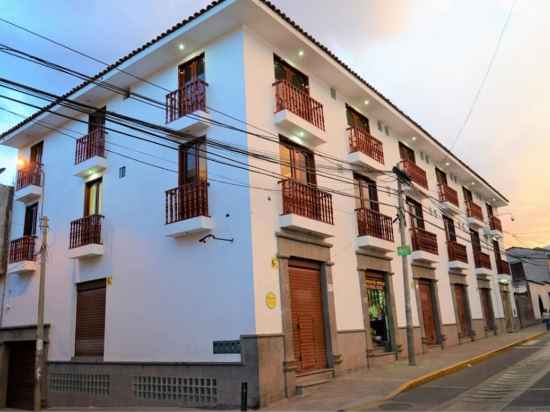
<box><xmin>34</xmin><ymin>215</ymin><xmax>48</xmax><ymax>411</ymax></box>
<box><xmin>393</xmin><ymin>166</ymin><xmax>416</xmax><ymax>366</ymax></box>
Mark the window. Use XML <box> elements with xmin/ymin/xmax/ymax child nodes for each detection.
<box><xmin>75</xmin><ymin>279</ymin><xmax>106</xmax><ymax>357</ymax></box>
<box><xmin>510</xmin><ymin>262</ymin><xmax>525</xmax><ymax>282</ymax></box>
<box><xmin>178</xmin><ymin>54</ymin><xmax>205</xmax><ymax>88</ymax></box>
<box><xmin>178</xmin><ymin>140</ymin><xmax>207</xmax><ymax>185</ymax></box>
<box><xmin>354</xmin><ymin>174</ymin><xmax>378</xmax><ymax>211</ymax></box>
<box><xmin>346</xmin><ymin>105</ymin><xmax>370</xmax><ymax>132</ymax></box>
<box><xmin>406</xmin><ymin>197</ymin><xmax>424</xmax><ymax>229</ymax></box>
<box><xmin>279</xmin><ymin>137</ymin><xmax>316</xmax><ymax>185</ymax></box>
<box><xmin>470</xmin><ymin>229</ymin><xmax>481</xmax><ymax>252</ymax></box>
<box><xmin>486</xmin><ymin>203</ymin><xmax>494</xmax><ymax>218</ymax></box>
<box><xmin>30</xmin><ymin>141</ymin><xmax>43</xmax><ymax>166</ymax></box>
<box><xmin>88</xmin><ymin>107</ymin><xmax>106</xmax><ymax>133</ymax></box>
<box><xmin>84</xmin><ymin>178</ymin><xmax>103</xmax><ymax>216</ymax></box>
<box><xmin>399</xmin><ymin>142</ymin><xmax>415</xmax><ymax>163</ymax></box>
<box><xmin>443</xmin><ymin>215</ymin><xmax>456</xmax><ymax>242</ymax></box>
<box><xmin>274</xmin><ymin>55</ymin><xmax>309</xmax><ymax>91</ymax></box>
<box><xmin>435</xmin><ymin>168</ymin><xmax>448</xmax><ymax>186</ymax></box>
<box><xmin>463</xmin><ymin>187</ymin><xmax>473</xmax><ymax>204</ymax></box>
<box><xmin>23</xmin><ymin>203</ymin><xmax>38</xmax><ymax>236</ymax></box>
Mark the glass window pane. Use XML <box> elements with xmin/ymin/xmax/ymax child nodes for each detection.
<box><xmin>280</xmin><ymin>145</ymin><xmax>292</xmax><ymax>179</ymax></box>
<box><xmin>294</xmin><ymin>151</ymin><xmax>307</xmax><ymax>184</ymax></box>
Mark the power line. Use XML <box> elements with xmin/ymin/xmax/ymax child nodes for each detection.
<box><xmin>449</xmin><ymin>0</ymin><xmax>517</xmax><ymax>150</ymax></box>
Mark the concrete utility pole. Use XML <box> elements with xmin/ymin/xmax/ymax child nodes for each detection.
<box><xmin>34</xmin><ymin>215</ymin><xmax>48</xmax><ymax>411</ymax></box>
<box><xmin>393</xmin><ymin>166</ymin><xmax>416</xmax><ymax>366</ymax></box>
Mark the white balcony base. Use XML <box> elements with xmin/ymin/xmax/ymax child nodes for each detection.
<box><xmin>449</xmin><ymin>260</ymin><xmax>468</xmax><ymax>271</ymax></box>
<box><xmin>475</xmin><ymin>267</ymin><xmax>493</xmax><ymax>276</ymax></box>
<box><xmin>467</xmin><ymin>216</ymin><xmax>486</xmax><ymax>229</ymax></box>
<box><xmin>164</xmin><ymin>216</ymin><xmax>214</xmax><ymax>238</ymax></box>
<box><xmin>15</xmin><ymin>185</ymin><xmax>41</xmax><ymax>204</ymax></box>
<box><xmin>489</xmin><ymin>229</ymin><xmax>503</xmax><ymax>240</ymax></box>
<box><xmin>274</xmin><ymin>110</ymin><xmax>327</xmax><ymax>147</ymax></box>
<box><xmin>74</xmin><ymin>156</ymin><xmax>107</xmax><ymax>178</ymax></box>
<box><xmin>346</xmin><ymin>151</ymin><xmax>385</xmax><ymax>173</ymax></box>
<box><xmin>167</xmin><ymin>110</ymin><xmax>210</xmax><ymax>136</ymax></box>
<box><xmin>402</xmin><ymin>182</ymin><xmax>430</xmax><ymax>200</ymax></box>
<box><xmin>440</xmin><ymin>201</ymin><xmax>460</xmax><ymax>216</ymax></box>
<box><xmin>7</xmin><ymin>260</ymin><xmax>37</xmax><ymax>274</ymax></box>
<box><xmin>279</xmin><ymin>214</ymin><xmax>334</xmax><ymax>238</ymax></box>
<box><xmin>68</xmin><ymin>244</ymin><xmax>104</xmax><ymax>259</ymax></box>
<box><xmin>355</xmin><ymin>235</ymin><xmax>394</xmax><ymax>253</ymax></box>
<box><xmin>411</xmin><ymin>250</ymin><xmax>439</xmax><ymax>264</ymax></box>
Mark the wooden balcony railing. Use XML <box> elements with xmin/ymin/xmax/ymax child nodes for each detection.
<box><xmin>447</xmin><ymin>241</ymin><xmax>468</xmax><ymax>263</ymax></box>
<box><xmin>69</xmin><ymin>214</ymin><xmax>103</xmax><ymax>249</ymax></box>
<box><xmin>16</xmin><ymin>163</ymin><xmax>42</xmax><ymax>191</ymax></box>
<box><xmin>438</xmin><ymin>184</ymin><xmax>459</xmax><ymax>207</ymax></box>
<box><xmin>411</xmin><ymin>227</ymin><xmax>438</xmax><ymax>255</ymax></box>
<box><xmin>356</xmin><ymin>207</ymin><xmax>394</xmax><ymax>242</ymax></box>
<box><xmin>348</xmin><ymin>127</ymin><xmax>384</xmax><ymax>164</ymax></box>
<box><xmin>474</xmin><ymin>250</ymin><xmax>491</xmax><ymax>270</ymax></box>
<box><xmin>467</xmin><ymin>201</ymin><xmax>484</xmax><ymax>222</ymax></box>
<box><xmin>9</xmin><ymin>236</ymin><xmax>36</xmax><ymax>263</ymax></box>
<box><xmin>497</xmin><ymin>259</ymin><xmax>510</xmax><ymax>274</ymax></box>
<box><xmin>490</xmin><ymin>216</ymin><xmax>502</xmax><ymax>232</ymax></box>
<box><xmin>165</xmin><ymin>80</ymin><xmax>208</xmax><ymax>123</ymax></box>
<box><xmin>400</xmin><ymin>160</ymin><xmax>428</xmax><ymax>190</ymax></box>
<box><xmin>273</xmin><ymin>79</ymin><xmax>325</xmax><ymax>131</ymax></box>
<box><xmin>165</xmin><ymin>180</ymin><xmax>209</xmax><ymax>225</ymax></box>
<box><xmin>280</xmin><ymin>179</ymin><xmax>333</xmax><ymax>225</ymax></box>
<box><xmin>75</xmin><ymin>127</ymin><xmax>106</xmax><ymax>164</ymax></box>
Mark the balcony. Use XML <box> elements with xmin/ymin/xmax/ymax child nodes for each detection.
<box><xmin>489</xmin><ymin>216</ymin><xmax>503</xmax><ymax>239</ymax></box>
<box><xmin>497</xmin><ymin>259</ymin><xmax>510</xmax><ymax>275</ymax></box>
<box><xmin>355</xmin><ymin>208</ymin><xmax>394</xmax><ymax>253</ymax></box>
<box><xmin>68</xmin><ymin>215</ymin><xmax>104</xmax><ymax>258</ymax></box>
<box><xmin>400</xmin><ymin>160</ymin><xmax>429</xmax><ymax>197</ymax></box>
<box><xmin>466</xmin><ymin>202</ymin><xmax>485</xmax><ymax>229</ymax></box>
<box><xmin>447</xmin><ymin>241</ymin><xmax>468</xmax><ymax>271</ymax></box>
<box><xmin>410</xmin><ymin>227</ymin><xmax>439</xmax><ymax>263</ymax></box>
<box><xmin>474</xmin><ymin>250</ymin><xmax>492</xmax><ymax>276</ymax></box>
<box><xmin>273</xmin><ymin>80</ymin><xmax>326</xmax><ymax>146</ymax></box>
<box><xmin>73</xmin><ymin>128</ymin><xmax>107</xmax><ymax>177</ymax></box>
<box><xmin>438</xmin><ymin>184</ymin><xmax>459</xmax><ymax>215</ymax></box>
<box><xmin>346</xmin><ymin>127</ymin><xmax>385</xmax><ymax>172</ymax></box>
<box><xmin>165</xmin><ymin>80</ymin><xmax>210</xmax><ymax>135</ymax></box>
<box><xmin>164</xmin><ymin>181</ymin><xmax>213</xmax><ymax>238</ymax></box>
<box><xmin>14</xmin><ymin>164</ymin><xmax>42</xmax><ymax>203</ymax></box>
<box><xmin>279</xmin><ymin>179</ymin><xmax>334</xmax><ymax>238</ymax></box>
<box><xmin>7</xmin><ymin>236</ymin><xmax>37</xmax><ymax>274</ymax></box>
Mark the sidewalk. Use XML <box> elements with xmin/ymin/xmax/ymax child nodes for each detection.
<box><xmin>264</xmin><ymin>324</ymin><xmax>546</xmax><ymax>411</ymax></box>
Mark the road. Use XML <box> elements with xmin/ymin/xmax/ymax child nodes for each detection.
<box><xmin>368</xmin><ymin>333</ymin><xmax>550</xmax><ymax>411</ymax></box>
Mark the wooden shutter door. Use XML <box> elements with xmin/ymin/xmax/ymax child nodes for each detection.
<box><xmin>419</xmin><ymin>280</ymin><xmax>437</xmax><ymax>345</ymax></box>
<box><xmin>480</xmin><ymin>289</ymin><xmax>495</xmax><ymax>330</ymax></box>
<box><xmin>75</xmin><ymin>279</ymin><xmax>106</xmax><ymax>357</ymax></box>
<box><xmin>454</xmin><ymin>285</ymin><xmax>470</xmax><ymax>337</ymax></box>
<box><xmin>289</xmin><ymin>260</ymin><xmax>327</xmax><ymax>373</ymax></box>
<box><xmin>7</xmin><ymin>341</ymin><xmax>35</xmax><ymax>410</ymax></box>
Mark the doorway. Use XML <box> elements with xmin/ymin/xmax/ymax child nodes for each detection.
<box><xmin>365</xmin><ymin>273</ymin><xmax>393</xmax><ymax>351</ymax></box>
<box><xmin>6</xmin><ymin>341</ymin><xmax>36</xmax><ymax>410</ymax></box>
<box><xmin>480</xmin><ymin>288</ymin><xmax>496</xmax><ymax>331</ymax></box>
<box><xmin>418</xmin><ymin>280</ymin><xmax>438</xmax><ymax>345</ymax></box>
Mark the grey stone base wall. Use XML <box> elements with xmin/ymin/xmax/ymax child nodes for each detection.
<box><xmin>337</xmin><ymin>330</ymin><xmax>367</xmax><ymax>372</ymax></box>
<box><xmin>46</xmin><ymin>334</ymin><xmax>285</xmax><ymax>409</ymax></box>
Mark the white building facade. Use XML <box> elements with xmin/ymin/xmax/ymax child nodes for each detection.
<box><xmin>0</xmin><ymin>0</ymin><xmax>516</xmax><ymax>408</ymax></box>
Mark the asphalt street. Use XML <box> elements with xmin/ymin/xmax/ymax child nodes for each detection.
<box><xmin>368</xmin><ymin>332</ymin><xmax>550</xmax><ymax>411</ymax></box>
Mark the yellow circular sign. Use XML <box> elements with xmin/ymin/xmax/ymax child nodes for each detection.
<box><xmin>265</xmin><ymin>292</ymin><xmax>277</xmax><ymax>309</ymax></box>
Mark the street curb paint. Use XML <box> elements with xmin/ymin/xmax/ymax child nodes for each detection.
<box><xmin>347</xmin><ymin>331</ymin><xmax>546</xmax><ymax>411</ymax></box>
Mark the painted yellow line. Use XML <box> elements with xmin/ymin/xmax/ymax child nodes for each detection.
<box><xmin>348</xmin><ymin>331</ymin><xmax>546</xmax><ymax>411</ymax></box>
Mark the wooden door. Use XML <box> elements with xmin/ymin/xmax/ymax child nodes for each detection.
<box><xmin>346</xmin><ymin>105</ymin><xmax>370</xmax><ymax>132</ymax></box>
<box><xmin>454</xmin><ymin>285</ymin><xmax>471</xmax><ymax>337</ymax></box>
<box><xmin>289</xmin><ymin>260</ymin><xmax>327</xmax><ymax>372</ymax></box>
<box><xmin>463</xmin><ymin>187</ymin><xmax>473</xmax><ymax>205</ymax></box>
<box><xmin>470</xmin><ymin>229</ymin><xmax>481</xmax><ymax>253</ymax></box>
<box><xmin>75</xmin><ymin>279</ymin><xmax>106</xmax><ymax>357</ymax></box>
<box><xmin>435</xmin><ymin>168</ymin><xmax>447</xmax><ymax>186</ymax></box>
<box><xmin>23</xmin><ymin>203</ymin><xmax>38</xmax><ymax>236</ymax></box>
<box><xmin>30</xmin><ymin>141</ymin><xmax>43</xmax><ymax>166</ymax></box>
<box><xmin>7</xmin><ymin>341</ymin><xmax>35</xmax><ymax>410</ymax></box>
<box><xmin>178</xmin><ymin>55</ymin><xmax>205</xmax><ymax>89</ymax></box>
<box><xmin>88</xmin><ymin>107</ymin><xmax>106</xmax><ymax>133</ymax></box>
<box><xmin>480</xmin><ymin>288</ymin><xmax>495</xmax><ymax>330</ymax></box>
<box><xmin>419</xmin><ymin>280</ymin><xmax>437</xmax><ymax>345</ymax></box>
<box><xmin>443</xmin><ymin>216</ymin><xmax>456</xmax><ymax>242</ymax></box>
<box><xmin>399</xmin><ymin>142</ymin><xmax>415</xmax><ymax>163</ymax></box>
<box><xmin>406</xmin><ymin>197</ymin><xmax>424</xmax><ymax>230</ymax></box>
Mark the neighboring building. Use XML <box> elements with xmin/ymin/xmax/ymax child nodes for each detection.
<box><xmin>507</xmin><ymin>246</ymin><xmax>550</xmax><ymax>327</ymax></box>
<box><xmin>0</xmin><ymin>184</ymin><xmax>14</xmax><ymax>326</ymax></box>
<box><xmin>0</xmin><ymin>0</ymin><xmax>514</xmax><ymax>408</ymax></box>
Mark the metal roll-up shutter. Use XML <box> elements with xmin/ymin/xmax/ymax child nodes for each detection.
<box><xmin>75</xmin><ymin>279</ymin><xmax>106</xmax><ymax>357</ymax></box>
<box><xmin>289</xmin><ymin>259</ymin><xmax>327</xmax><ymax>373</ymax></box>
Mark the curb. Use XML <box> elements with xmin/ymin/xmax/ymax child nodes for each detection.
<box><xmin>347</xmin><ymin>331</ymin><xmax>546</xmax><ymax>411</ymax></box>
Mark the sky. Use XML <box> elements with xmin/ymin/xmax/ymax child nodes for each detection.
<box><xmin>0</xmin><ymin>0</ymin><xmax>549</xmax><ymax>248</ymax></box>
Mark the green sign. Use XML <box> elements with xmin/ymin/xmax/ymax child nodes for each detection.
<box><xmin>397</xmin><ymin>245</ymin><xmax>412</xmax><ymax>256</ymax></box>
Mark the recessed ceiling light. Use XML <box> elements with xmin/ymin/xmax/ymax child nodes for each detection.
<box><xmin>411</xmin><ymin>136</ymin><xmax>417</xmax><ymax>141</ymax></box>
<box><xmin>298</xmin><ymin>50</ymin><xmax>304</xmax><ymax>57</ymax></box>
<box><xmin>178</xmin><ymin>43</ymin><xmax>185</xmax><ymax>51</ymax></box>
<box><xmin>364</xmin><ymin>99</ymin><xmax>370</xmax><ymax>105</ymax></box>
<box><xmin>298</xmin><ymin>131</ymin><xmax>304</xmax><ymax>137</ymax></box>
<box><xmin>471</xmin><ymin>182</ymin><xmax>476</xmax><ymax>186</ymax></box>
<box><xmin>445</xmin><ymin>161</ymin><xmax>450</xmax><ymax>167</ymax></box>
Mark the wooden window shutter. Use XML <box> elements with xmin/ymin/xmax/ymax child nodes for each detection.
<box><xmin>75</xmin><ymin>279</ymin><xmax>106</xmax><ymax>357</ymax></box>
